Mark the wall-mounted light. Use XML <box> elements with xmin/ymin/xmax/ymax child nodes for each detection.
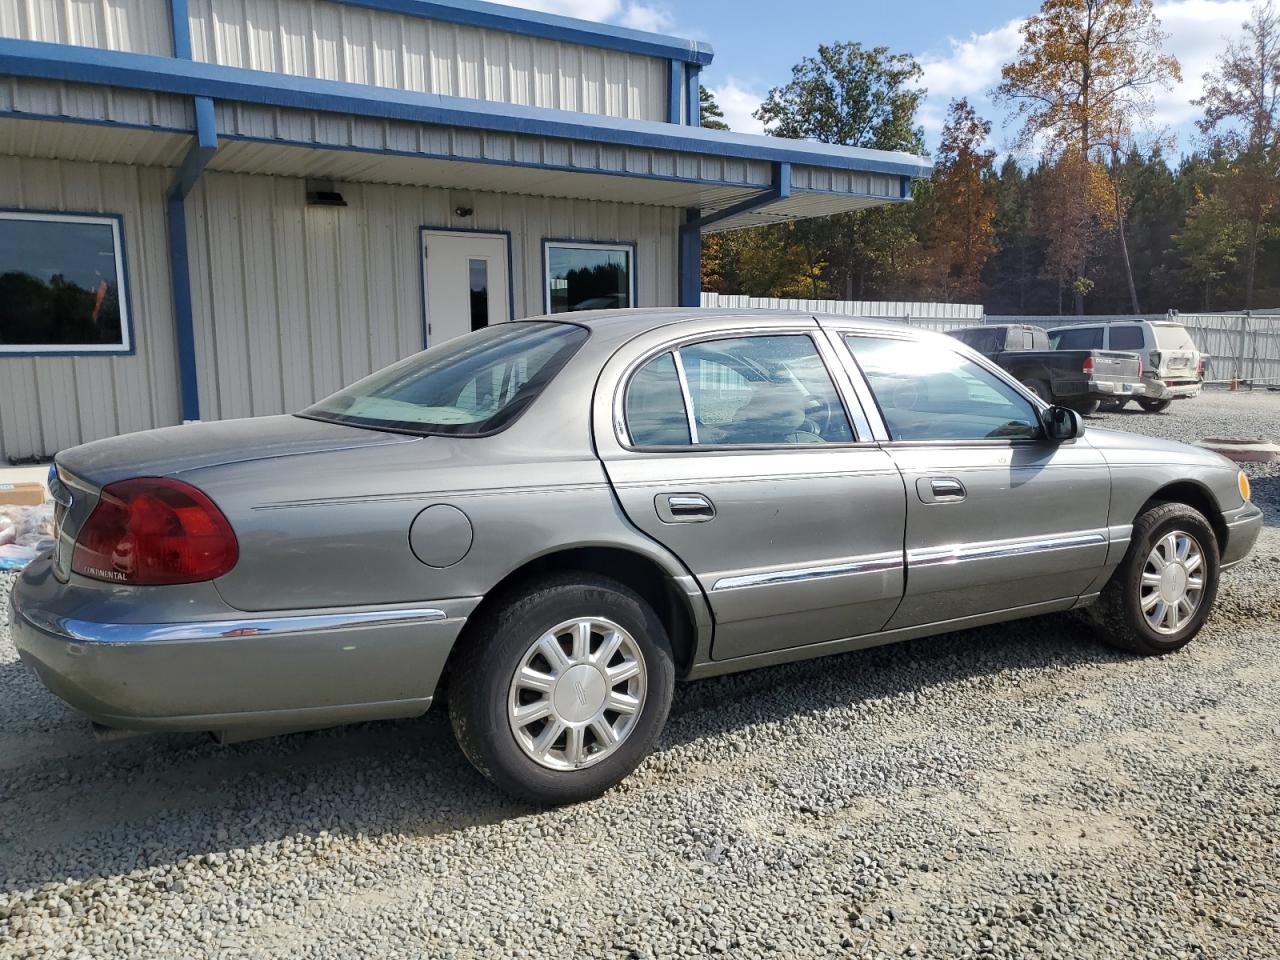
<box><xmin>454</xmin><ymin>206</ymin><xmax>474</xmax><ymax>218</ymax></box>
<box><xmin>306</xmin><ymin>178</ymin><xmax>347</xmax><ymax>207</ymax></box>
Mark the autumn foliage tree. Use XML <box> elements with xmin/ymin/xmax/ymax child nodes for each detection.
<box><xmin>995</xmin><ymin>0</ymin><xmax>1180</xmax><ymax>312</ymax></box>
<box><xmin>916</xmin><ymin>99</ymin><xmax>997</xmax><ymax>299</ymax></box>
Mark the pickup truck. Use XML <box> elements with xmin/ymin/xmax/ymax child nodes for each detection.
<box><xmin>947</xmin><ymin>324</ymin><xmax>1144</xmax><ymax>416</ymax></box>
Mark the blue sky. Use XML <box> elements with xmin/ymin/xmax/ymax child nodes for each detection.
<box><xmin>503</xmin><ymin>0</ymin><xmax>1259</xmax><ymax>157</ymax></box>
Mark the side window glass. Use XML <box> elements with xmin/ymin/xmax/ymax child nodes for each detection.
<box><xmin>625</xmin><ymin>352</ymin><xmax>691</xmax><ymax>446</ymax></box>
<box><xmin>845</xmin><ymin>336</ymin><xmax>1041</xmax><ymax>442</ymax></box>
<box><xmin>680</xmin><ymin>335</ymin><xmax>854</xmax><ymax>445</ymax></box>
<box><xmin>1052</xmin><ymin>326</ymin><xmax>1103</xmax><ymax>350</ymax></box>
<box><xmin>1108</xmin><ymin>326</ymin><xmax>1145</xmax><ymax>350</ymax></box>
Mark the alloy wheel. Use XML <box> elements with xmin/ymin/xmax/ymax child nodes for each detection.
<box><xmin>507</xmin><ymin>617</ymin><xmax>647</xmax><ymax>771</ymax></box>
<box><xmin>1140</xmin><ymin>530</ymin><xmax>1205</xmax><ymax>635</ymax></box>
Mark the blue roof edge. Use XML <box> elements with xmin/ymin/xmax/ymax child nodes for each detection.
<box><xmin>304</xmin><ymin>0</ymin><xmax>714</xmax><ymax>64</ymax></box>
<box><xmin>0</xmin><ymin>39</ymin><xmax>932</xmax><ymax>179</ymax></box>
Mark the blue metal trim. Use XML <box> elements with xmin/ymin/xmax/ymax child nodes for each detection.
<box><xmin>0</xmin><ymin>108</ymin><xmax>192</xmax><ymax>135</ymax></box>
<box><xmin>0</xmin><ymin>209</ymin><xmax>137</xmax><ymax>357</ymax></box>
<box><xmin>684</xmin><ymin>64</ymin><xmax>700</xmax><ymax>127</ymax></box>
<box><xmin>314</xmin><ymin>0</ymin><xmax>712</xmax><ymax>65</ymax></box>
<box><xmin>169</xmin><ymin>0</ymin><xmax>191</xmax><ymax>59</ymax></box>
<box><xmin>541</xmin><ymin>238</ymin><xmax>638</xmax><ymax>314</ymax></box>
<box><xmin>667</xmin><ymin>59</ymin><xmax>682</xmax><ymax>124</ymax></box>
<box><xmin>900</xmin><ymin>175</ymin><xmax>912</xmax><ymax>200</ymax></box>
<box><xmin>0</xmin><ymin>40</ymin><xmax>931</xmax><ymax>179</ymax></box>
<box><xmin>419</xmin><ymin>226</ymin><xmax>516</xmax><ymax>345</ymax></box>
<box><xmin>678</xmin><ymin>208</ymin><xmax>701</xmax><ymax>308</ymax></box>
<box><xmin>168</xmin><ymin>96</ymin><xmax>217</xmax><ymax>200</ymax></box>
<box><xmin>165</xmin><ymin>196</ymin><xmax>200</xmax><ymax>421</ymax></box>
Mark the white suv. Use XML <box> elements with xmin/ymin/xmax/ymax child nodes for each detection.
<box><xmin>1047</xmin><ymin>320</ymin><xmax>1204</xmax><ymax>412</ymax></box>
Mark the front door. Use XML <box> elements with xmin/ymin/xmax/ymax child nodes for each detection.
<box><xmin>834</xmin><ymin>331</ymin><xmax>1112</xmax><ymax>629</ymax></box>
<box><xmin>597</xmin><ymin>324</ymin><xmax>908</xmax><ymax>663</ymax></box>
<box><xmin>422</xmin><ymin>230</ymin><xmax>511</xmax><ymax>346</ymax></box>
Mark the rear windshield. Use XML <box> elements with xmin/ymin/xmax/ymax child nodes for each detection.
<box><xmin>302</xmin><ymin>322</ymin><xmax>589</xmax><ymax>437</ymax></box>
<box><xmin>1154</xmin><ymin>324</ymin><xmax>1198</xmax><ymax>351</ymax></box>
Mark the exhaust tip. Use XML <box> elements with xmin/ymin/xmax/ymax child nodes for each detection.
<box><xmin>90</xmin><ymin>722</ymin><xmax>149</xmax><ymax>742</ymax></box>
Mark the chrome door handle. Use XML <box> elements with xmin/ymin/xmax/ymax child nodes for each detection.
<box><xmin>657</xmin><ymin>493</ymin><xmax>716</xmax><ymax>523</ymax></box>
<box><xmin>917</xmin><ymin>477</ymin><xmax>967</xmax><ymax>503</ymax></box>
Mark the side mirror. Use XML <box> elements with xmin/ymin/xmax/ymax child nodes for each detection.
<box><xmin>1043</xmin><ymin>405</ymin><xmax>1083</xmax><ymax>442</ymax></box>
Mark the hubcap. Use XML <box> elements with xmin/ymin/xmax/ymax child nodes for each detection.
<box><xmin>507</xmin><ymin>617</ymin><xmax>646</xmax><ymax>771</ymax></box>
<box><xmin>1140</xmin><ymin>530</ymin><xmax>1205</xmax><ymax>635</ymax></box>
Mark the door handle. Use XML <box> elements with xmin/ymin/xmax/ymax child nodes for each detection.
<box><xmin>916</xmin><ymin>477</ymin><xmax>967</xmax><ymax>503</ymax></box>
<box><xmin>657</xmin><ymin>493</ymin><xmax>716</xmax><ymax>523</ymax></box>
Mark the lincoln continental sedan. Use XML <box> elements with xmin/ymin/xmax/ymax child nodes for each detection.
<box><xmin>9</xmin><ymin>310</ymin><xmax>1263</xmax><ymax>804</ymax></box>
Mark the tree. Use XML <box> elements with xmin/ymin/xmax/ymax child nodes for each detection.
<box><xmin>1195</xmin><ymin>1</ymin><xmax>1280</xmax><ymax>307</ymax></box>
<box><xmin>915</xmin><ymin>99</ymin><xmax>997</xmax><ymax>299</ymax></box>
<box><xmin>1174</xmin><ymin>185</ymin><xmax>1248</xmax><ymax>310</ymax></box>
<box><xmin>995</xmin><ymin>0</ymin><xmax>1181</xmax><ymax>312</ymax></box>
<box><xmin>699</xmin><ymin>86</ymin><xmax>729</xmax><ymax>131</ymax></box>
<box><xmin>754</xmin><ymin>41</ymin><xmax>926</xmax><ymax>300</ymax></box>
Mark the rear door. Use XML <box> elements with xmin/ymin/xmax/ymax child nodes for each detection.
<box><xmin>828</xmin><ymin>328</ymin><xmax>1111</xmax><ymax>628</ymax></box>
<box><xmin>592</xmin><ymin>319</ymin><xmax>908</xmax><ymax>662</ymax></box>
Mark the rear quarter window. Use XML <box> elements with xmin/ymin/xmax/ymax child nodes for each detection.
<box><xmin>1049</xmin><ymin>327</ymin><xmax>1104</xmax><ymax>350</ymax></box>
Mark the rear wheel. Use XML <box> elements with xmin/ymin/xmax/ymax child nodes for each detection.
<box><xmin>1085</xmin><ymin>502</ymin><xmax>1220</xmax><ymax>655</ymax></box>
<box><xmin>1021</xmin><ymin>378</ymin><xmax>1051</xmax><ymax>403</ymax></box>
<box><xmin>448</xmin><ymin>573</ymin><xmax>674</xmax><ymax>805</ymax></box>
<box><xmin>1137</xmin><ymin>398</ymin><xmax>1172</xmax><ymax>413</ymax></box>
<box><xmin>1067</xmin><ymin>399</ymin><xmax>1101</xmax><ymax>416</ymax></box>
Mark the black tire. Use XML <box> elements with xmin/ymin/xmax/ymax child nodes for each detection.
<box><xmin>1098</xmin><ymin>399</ymin><xmax>1129</xmax><ymax>412</ymax></box>
<box><xmin>1085</xmin><ymin>502</ymin><xmax>1220</xmax><ymax>656</ymax></box>
<box><xmin>1067</xmin><ymin>399</ymin><xmax>1102</xmax><ymax>416</ymax></box>
<box><xmin>1137</xmin><ymin>398</ymin><xmax>1172</xmax><ymax>413</ymax></box>
<box><xmin>448</xmin><ymin>572</ymin><xmax>675</xmax><ymax>805</ymax></box>
<box><xmin>1022</xmin><ymin>378</ymin><xmax>1051</xmax><ymax>403</ymax></box>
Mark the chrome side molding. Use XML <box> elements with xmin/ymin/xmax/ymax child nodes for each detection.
<box><xmin>713</xmin><ymin>553</ymin><xmax>902</xmax><ymax>591</ymax></box>
<box><xmin>909</xmin><ymin>532</ymin><xmax>1107</xmax><ymax>567</ymax></box>
<box><xmin>21</xmin><ymin>606</ymin><xmax>449</xmax><ymax>645</ymax></box>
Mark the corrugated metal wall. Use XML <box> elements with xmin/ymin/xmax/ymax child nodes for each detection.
<box><xmin>0</xmin><ymin>156</ymin><xmax>181</xmax><ymax>462</ymax></box>
<box><xmin>0</xmin><ymin>0</ymin><xmax>173</xmax><ymax>55</ymax></box>
<box><xmin>186</xmin><ymin>171</ymin><xmax>679</xmax><ymax>421</ymax></box>
<box><xmin>188</xmin><ymin>0</ymin><xmax>669</xmax><ymax>121</ymax></box>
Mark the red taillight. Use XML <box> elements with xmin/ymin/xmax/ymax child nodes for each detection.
<box><xmin>72</xmin><ymin>478</ymin><xmax>238</xmax><ymax>585</ymax></box>
<box><xmin>1197</xmin><ymin>356</ymin><xmax>1206</xmax><ymax>377</ymax></box>
<box><xmin>1082</xmin><ymin>356</ymin><xmax>1095</xmax><ymax>375</ymax></box>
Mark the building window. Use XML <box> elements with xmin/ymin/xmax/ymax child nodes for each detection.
<box><xmin>544</xmin><ymin>241</ymin><xmax>634</xmax><ymax>314</ymax></box>
<box><xmin>0</xmin><ymin>212</ymin><xmax>132</xmax><ymax>355</ymax></box>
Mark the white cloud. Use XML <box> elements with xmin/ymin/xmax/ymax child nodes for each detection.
<box><xmin>707</xmin><ymin>79</ymin><xmax>766</xmax><ymax>134</ymax></box>
<box><xmin>915</xmin><ymin>0</ymin><xmax>1252</xmax><ymax>150</ymax></box>
<box><xmin>495</xmin><ymin>0</ymin><xmax>676</xmax><ymax>34</ymax></box>
<box><xmin>619</xmin><ymin>3</ymin><xmax>674</xmax><ymax>32</ymax></box>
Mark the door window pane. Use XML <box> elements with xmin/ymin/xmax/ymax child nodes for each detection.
<box><xmin>0</xmin><ymin>212</ymin><xmax>130</xmax><ymax>354</ymax></box>
<box><xmin>468</xmin><ymin>258</ymin><xmax>489</xmax><ymax>332</ymax></box>
<box><xmin>545</xmin><ymin>242</ymin><xmax>632</xmax><ymax>313</ymax></box>
<box><xmin>1108</xmin><ymin>325</ymin><xmax>1145</xmax><ymax>350</ymax></box>
<box><xmin>625</xmin><ymin>353</ymin><xmax>692</xmax><ymax>446</ymax></box>
<box><xmin>1049</xmin><ymin>326</ymin><xmax>1103</xmax><ymax>350</ymax></box>
<box><xmin>680</xmin><ymin>336</ymin><xmax>854</xmax><ymax>445</ymax></box>
<box><xmin>846</xmin><ymin>336</ymin><xmax>1040</xmax><ymax>441</ymax></box>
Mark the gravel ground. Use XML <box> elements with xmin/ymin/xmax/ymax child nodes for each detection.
<box><xmin>2</xmin><ymin>390</ymin><xmax>1278</xmax><ymax>960</ymax></box>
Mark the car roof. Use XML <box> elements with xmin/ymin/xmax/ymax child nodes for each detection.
<box><xmin>518</xmin><ymin>307</ymin><xmax>932</xmax><ymax>339</ymax></box>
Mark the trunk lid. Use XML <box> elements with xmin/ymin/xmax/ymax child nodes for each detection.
<box><xmin>1089</xmin><ymin>350</ymin><xmax>1142</xmax><ymax>380</ymax></box>
<box><xmin>50</xmin><ymin>416</ymin><xmax>416</xmax><ymax>581</ymax></box>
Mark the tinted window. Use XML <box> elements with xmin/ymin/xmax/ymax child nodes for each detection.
<box><xmin>680</xmin><ymin>335</ymin><xmax>854</xmax><ymax>445</ymax></box>
<box><xmin>0</xmin><ymin>212</ymin><xmax>130</xmax><ymax>353</ymax></box>
<box><xmin>545</xmin><ymin>243</ymin><xmax>633</xmax><ymax>313</ymax></box>
<box><xmin>1049</xmin><ymin>326</ymin><xmax>1104</xmax><ymax>350</ymax></box>
<box><xmin>304</xmin><ymin>321</ymin><xmax>587</xmax><ymax>436</ymax></box>
<box><xmin>846</xmin><ymin>336</ymin><xmax>1040</xmax><ymax>441</ymax></box>
<box><xmin>1108</xmin><ymin>325</ymin><xmax>1145</xmax><ymax>350</ymax></box>
<box><xmin>625</xmin><ymin>353</ymin><xmax>691</xmax><ymax>446</ymax></box>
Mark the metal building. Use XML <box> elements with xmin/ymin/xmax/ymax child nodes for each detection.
<box><xmin>0</xmin><ymin>0</ymin><xmax>931</xmax><ymax>462</ymax></box>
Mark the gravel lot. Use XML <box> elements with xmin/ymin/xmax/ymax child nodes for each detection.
<box><xmin>2</xmin><ymin>390</ymin><xmax>1278</xmax><ymax>960</ymax></box>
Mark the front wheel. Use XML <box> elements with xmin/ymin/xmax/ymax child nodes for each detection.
<box><xmin>448</xmin><ymin>573</ymin><xmax>674</xmax><ymax>805</ymax></box>
<box><xmin>1085</xmin><ymin>502</ymin><xmax>1220</xmax><ymax>655</ymax></box>
<box><xmin>1137</xmin><ymin>398</ymin><xmax>1172</xmax><ymax>413</ymax></box>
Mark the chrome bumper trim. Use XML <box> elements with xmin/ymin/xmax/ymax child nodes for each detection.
<box><xmin>712</xmin><ymin>553</ymin><xmax>902</xmax><ymax>591</ymax></box>
<box><xmin>909</xmin><ymin>532</ymin><xmax>1107</xmax><ymax>567</ymax></box>
<box><xmin>18</xmin><ymin>605</ymin><xmax>449</xmax><ymax>646</ymax></box>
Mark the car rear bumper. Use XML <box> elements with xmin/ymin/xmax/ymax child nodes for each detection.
<box><xmin>1066</xmin><ymin>378</ymin><xmax>1144</xmax><ymax>400</ymax></box>
<box><xmin>1220</xmin><ymin>502</ymin><xmax>1264</xmax><ymax>570</ymax></box>
<box><xmin>8</xmin><ymin>558</ymin><xmax>479</xmax><ymax>739</ymax></box>
<box><xmin>1144</xmin><ymin>377</ymin><xmax>1202</xmax><ymax>400</ymax></box>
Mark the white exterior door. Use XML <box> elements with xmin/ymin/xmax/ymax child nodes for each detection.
<box><xmin>422</xmin><ymin>230</ymin><xmax>511</xmax><ymax>346</ymax></box>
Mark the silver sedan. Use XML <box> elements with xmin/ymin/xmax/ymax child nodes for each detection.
<box><xmin>9</xmin><ymin>311</ymin><xmax>1263</xmax><ymax>804</ymax></box>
